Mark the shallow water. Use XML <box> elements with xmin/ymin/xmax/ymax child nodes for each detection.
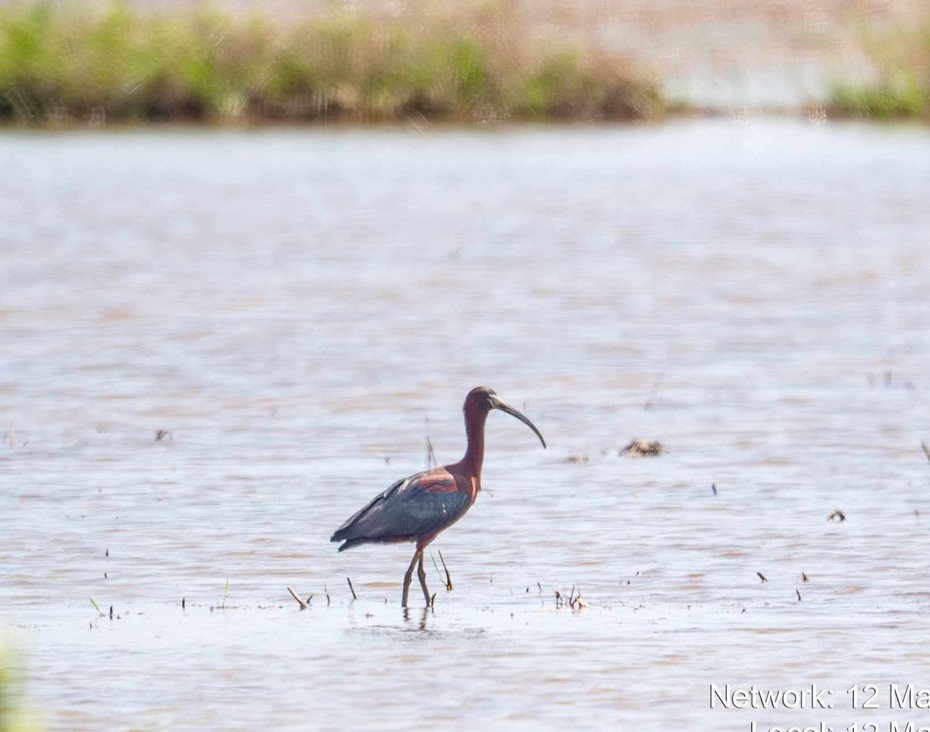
<box><xmin>1</xmin><ymin>120</ymin><xmax>929</xmax><ymax>731</ymax></box>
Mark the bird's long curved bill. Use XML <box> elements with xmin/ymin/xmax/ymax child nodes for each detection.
<box><xmin>491</xmin><ymin>398</ymin><xmax>546</xmax><ymax>448</ymax></box>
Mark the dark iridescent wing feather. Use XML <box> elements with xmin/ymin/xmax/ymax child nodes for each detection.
<box><xmin>330</xmin><ymin>469</ymin><xmax>471</xmax><ymax>551</ymax></box>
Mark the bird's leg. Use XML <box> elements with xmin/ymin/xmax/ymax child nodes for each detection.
<box><xmin>402</xmin><ymin>549</ymin><xmax>419</xmax><ymax>608</ymax></box>
<box><xmin>416</xmin><ymin>549</ymin><xmax>431</xmax><ymax>607</ymax></box>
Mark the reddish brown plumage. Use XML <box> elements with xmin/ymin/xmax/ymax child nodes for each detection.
<box><xmin>330</xmin><ymin>386</ymin><xmax>546</xmax><ymax>607</ymax></box>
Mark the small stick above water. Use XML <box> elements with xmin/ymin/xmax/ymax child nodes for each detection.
<box><xmin>287</xmin><ymin>586</ymin><xmax>309</xmax><ymax>610</ymax></box>
<box><xmin>921</xmin><ymin>441</ymin><xmax>930</xmax><ymax>464</ymax></box>
<box><xmin>347</xmin><ymin>576</ymin><xmax>358</xmax><ymax>601</ymax></box>
<box><xmin>643</xmin><ymin>372</ymin><xmax>664</xmax><ymax>411</ymax></box>
<box><xmin>438</xmin><ymin>550</ymin><xmax>453</xmax><ymax>591</ymax></box>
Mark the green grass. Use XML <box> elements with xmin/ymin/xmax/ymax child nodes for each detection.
<box><xmin>0</xmin><ymin>641</ymin><xmax>43</xmax><ymax>732</ymax></box>
<box><xmin>0</xmin><ymin>2</ymin><xmax>664</xmax><ymax>125</ymax></box>
<box><xmin>830</xmin><ymin>18</ymin><xmax>930</xmax><ymax>120</ymax></box>
<box><xmin>831</xmin><ymin>76</ymin><xmax>927</xmax><ymax>119</ymax></box>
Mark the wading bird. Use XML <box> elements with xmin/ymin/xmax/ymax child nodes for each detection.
<box><xmin>330</xmin><ymin>386</ymin><xmax>546</xmax><ymax>607</ymax></box>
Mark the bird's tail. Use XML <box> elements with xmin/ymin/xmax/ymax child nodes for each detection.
<box><xmin>334</xmin><ymin>537</ymin><xmax>368</xmax><ymax>552</ymax></box>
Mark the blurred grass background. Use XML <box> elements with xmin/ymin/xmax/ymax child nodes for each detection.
<box><xmin>829</xmin><ymin>17</ymin><xmax>930</xmax><ymax>119</ymax></box>
<box><xmin>0</xmin><ymin>1</ymin><xmax>662</xmax><ymax>124</ymax></box>
<box><xmin>0</xmin><ymin>0</ymin><xmax>926</xmax><ymax>124</ymax></box>
<box><xmin>0</xmin><ymin>640</ymin><xmax>42</xmax><ymax>732</ymax></box>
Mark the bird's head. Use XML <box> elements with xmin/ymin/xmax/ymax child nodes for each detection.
<box><xmin>464</xmin><ymin>386</ymin><xmax>546</xmax><ymax>448</ymax></box>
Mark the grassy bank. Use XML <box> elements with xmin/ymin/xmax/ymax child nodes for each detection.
<box><xmin>829</xmin><ymin>16</ymin><xmax>930</xmax><ymax>120</ymax></box>
<box><xmin>0</xmin><ymin>2</ymin><xmax>663</xmax><ymax>125</ymax></box>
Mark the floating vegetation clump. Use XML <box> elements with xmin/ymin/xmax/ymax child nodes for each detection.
<box><xmin>619</xmin><ymin>439</ymin><xmax>665</xmax><ymax>457</ymax></box>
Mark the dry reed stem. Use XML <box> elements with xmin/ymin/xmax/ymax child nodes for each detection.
<box><xmin>286</xmin><ymin>586</ymin><xmax>308</xmax><ymax>610</ymax></box>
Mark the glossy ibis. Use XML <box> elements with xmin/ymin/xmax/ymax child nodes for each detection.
<box><xmin>330</xmin><ymin>386</ymin><xmax>546</xmax><ymax>607</ymax></box>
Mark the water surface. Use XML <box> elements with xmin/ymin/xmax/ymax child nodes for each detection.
<box><xmin>2</xmin><ymin>120</ymin><xmax>929</xmax><ymax>731</ymax></box>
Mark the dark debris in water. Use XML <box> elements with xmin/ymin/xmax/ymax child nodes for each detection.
<box><xmin>619</xmin><ymin>439</ymin><xmax>666</xmax><ymax>457</ymax></box>
<box><xmin>828</xmin><ymin>509</ymin><xmax>846</xmax><ymax>522</ymax></box>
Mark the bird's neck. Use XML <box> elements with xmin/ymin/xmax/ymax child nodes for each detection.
<box><xmin>461</xmin><ymin>411</ymin><xmax>487</xmax><ymax>477</ymax></box>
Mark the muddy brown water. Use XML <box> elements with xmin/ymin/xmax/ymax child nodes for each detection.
<box><xmin>1</xmin><ymin>120</ymin><xmax>929</xmax><ymax>731</ymax></box>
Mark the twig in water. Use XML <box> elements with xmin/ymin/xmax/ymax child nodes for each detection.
<box><xmin>88</xmin><ymin>597</ymin><xmax>105</xmax><ymax>618</ymax></box>
<box><xmin>757</xmin><ymin>572</ymin><xmax>768</xmax><ymax>583</ymax></box>
<box><xmin>802</xmin><ymin>572</ymin><xmax>809</xmax><ymax>583</ymax></box>
<box><xmin>430</xmin><ymin>551</ymin><xmax>444</xmax><ymax>585</ymax></box>
<box><xmin>796</xmin><ymin>589</ymin><xmax>802</xmax><ymax>602</ymax></box>
<box><xmin>221</xmin><ymin>578</ymin><xmax>229</xmax><ymax>609</ymax></box>
<box><xmin>643</xmin><ymin>372</ymin><xmax>664</xmax><ymax>410</ymax></box>
<box><xmin>287</xmin><ymin>586</ymin><xmax>309</xmax><ymax>610</ymax></box>
<box><xmin>712</xmin><ymin>483</ymin><xmax>717</xmax><ymax>495</ymax></box>
<box><xmin>438</xmin><ymin>550</ymin><xmax>453</xmax><ymax>591</ymax></box>
<box><xmin>347</xmin><ymin>577</ymin><xmax>357</xmax><ymax>601</ymax></box>
<box><xmin>921</xmin><ymin>441</ymin><xmax>930</xmax><ymax>464</ymax></box>
<box><xmin>425</xmin><ymin>435</ymin><xmax>438</xmax><ymax>469</ymax></box>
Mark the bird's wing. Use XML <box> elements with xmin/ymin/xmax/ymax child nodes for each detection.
<box><xmin>331</xmin><ymin>469</ymin><xmax>471</xmax><ymax>548</ymax></box>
